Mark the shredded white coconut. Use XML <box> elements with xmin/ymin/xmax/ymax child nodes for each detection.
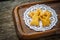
<box><xmin>23</xmin><ymin>4</ymin><xmax>58</xmax><ymax>31</ymax></box>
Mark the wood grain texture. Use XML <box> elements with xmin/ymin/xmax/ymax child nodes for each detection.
<box><xmin>13</xmin><ymin>1</ymin><xmax>60</xmax><ymax>39</ymax></box>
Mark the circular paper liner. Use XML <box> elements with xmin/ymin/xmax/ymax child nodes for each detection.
<box><xmin>23</xmin><ymin>4</ymin><xmax>58</xmax><ymax>31</ymax></box>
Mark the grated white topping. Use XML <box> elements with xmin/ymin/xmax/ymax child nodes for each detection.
<box><xmin>23</xmin><ymin>4</ymin><xmax>58</xmax><ymax>31</ymax></box>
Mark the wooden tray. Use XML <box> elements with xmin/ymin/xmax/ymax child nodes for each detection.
<box><xmin>12</xmin><ymin>0</ymin><xmax>60</xmax><ymax>39</ymax></box>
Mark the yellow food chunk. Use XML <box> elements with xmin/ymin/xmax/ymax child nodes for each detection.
<box><xmin>28</xmin><ymin>11</ymin><xmax>34</xmax><ymax>18</ymax></box>
<box><xmin>32</xmin><ymin>14</ymin><xmax>39</xmax><ymax>19</ymax></box>
<box><xmin>28</xmin><ymin>8</ymin><xmax>52</xmax><ymax>27</ymax></box>
<box><xmin>41</xmin><ymin>18</ymin><xmax>50</xmax><ymax>27</ymax></box>
<box><xmin>44</xmin><ymin>10</ymin><xmax>52</xmax><ymax>18</ymax></box>
<box><xmin>30</xmin><ymin>19</ymin><xmax>39</xmax><ymax>26</ymax></box>
<box><xmin>35</xmin><ymin>8</ymin><xmax>42</xmax><ymax>16</ymax></box>
<box><xmin>39</xmin><ymin>10</ymin><xmax>51</xmax><ymax>26</ymax></box>
<box><xmin>30</xmin><ymin>15</ymin><xmax>39</xmax><ymax>26</ymax></box>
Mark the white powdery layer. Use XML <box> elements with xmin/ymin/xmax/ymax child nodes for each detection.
<box><xmin>23</xmin><ymin>4</ymin><xmax>58</xmax><ymax>31</ymax></box>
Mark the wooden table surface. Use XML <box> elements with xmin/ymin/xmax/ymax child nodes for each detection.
<box><xmin>0</xmin><ymin>0</ymin><xmax>60</xmax><ymax>40</ymax></box>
